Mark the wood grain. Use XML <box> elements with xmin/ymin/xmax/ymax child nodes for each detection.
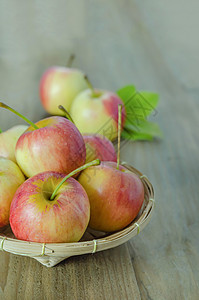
<box><xmin>0</xmin><ymin>0</ymin><xmax>199</xmax><ymax>299</ymax></box>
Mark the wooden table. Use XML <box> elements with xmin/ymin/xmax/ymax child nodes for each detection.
<box><xmin>0</xmin><ymin>1</ymin><xmax>198</xmax><ymax>299</ymax></box>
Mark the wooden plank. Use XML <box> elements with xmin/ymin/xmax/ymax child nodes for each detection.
<box><xmin>0</xmin><ymin>246</ymin><xmax>141</xmax><ymax>300</ymax></box>
<box><xmin>119</xmin><ymin>1</ymin><xmax>199</xmax><ymax>299</ymax></box>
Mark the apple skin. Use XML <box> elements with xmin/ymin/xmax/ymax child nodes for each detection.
<box><xmin>0</xmin><ymin>157</ymin><xmax>25</xmax><ymax>228</ymax></box>
<box><xmin>9</xmin><ymin>171</ymin><xmax>90</xmax><ymax>243</ymax></box>
<box><xmin>70</xmin><ymin>89</ymin><xmax>126</xmax><ymax>141</ymax></box>
<box><xmin>40</xmin><ymin>67</ymin><xmax>88</xmax><ymax>115</ymax></box>
<box><xmin>78</xmin><ymin>161</ymin><xmax>144</xmax><ymax>232</ymax></box>
<box><xmin>83</xmin><ymin>135</ymin><xmax>117</xmax><ymax>163</ymax></box>
<box><xmin>0</xmin><ymin>125</ymin><xmax>28</xmax><ymax>162</ymax></box>
<box><xmin>15</xmin><ymin>116</ymin><xmax>86</xmax><ymax>178</ymax></box>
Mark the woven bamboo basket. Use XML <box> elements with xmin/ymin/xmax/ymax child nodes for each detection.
<box><xmin>0</xmin><ymin>163</ymin><xmax>154</xmax><ymax>267</ymax></box>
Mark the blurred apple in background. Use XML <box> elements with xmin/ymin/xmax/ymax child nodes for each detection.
<box><xmin>15</xmin><ymin>116</ymin><xmax>86</xmax><ymax>178</ymax></box>
<box><xmin>39</xmin><ymin>67</ymin><xmax>88</xmax><ymax>115</ymax></box>
<box><xmin>78</xmin><ymin>161</ymin><xmax>144</xmax><ymax>232</ymax></box>
<box><xmin>0</xmin><ymin>125</ymin><xmax>28</xmax><ymax>162</ymax></box>
<box><xmin>10</xmin><ymin>171</ymin><xmax>90</xmax><ymax>243</ymax></box>
<box><xmin>70</xmin><ymin>89</ymin><xmax>126</xmax><ymax>141</ymax></box>
<box><xmin>83</xmin><ymin>134</ymin><xmax>117</xmax><ymax>163</ymax></box>
<box><xmin>0</xmin><ymin>157</ymin><xmax>25</xmax><ymax>228</ymax></box>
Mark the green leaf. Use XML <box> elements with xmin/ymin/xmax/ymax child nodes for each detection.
<box><xmin>122</xmin><ymin>120</ymin><xmax>163</xmax><ymax>141</ymax></box>
<box><xmin>125</xmin><ymin>92</ymin><xmax>159</xmax><ymax>124</ymax></box>
<box><xmin>122</xmin><ymin>129</ymin><xmax>154</xmax><ymax>141</ymax></box>
<box><xmin>117</xmin><ymin>85</ymin><xmax>162</xmax><ymax>141</ymax></box>
<box><xmin>117</xmin><ymin>85</ymin><xmax>136</xmax><ymax>105</ymax></box>
<box><xmin>117</xmin><ymin>86</ymin><xmax>159</xmax><ymax>123</ymax></box>
<box><xmin>139</xmin><ymin>91</ymin><xmax>159</xmax><ymax>110</ymax></box>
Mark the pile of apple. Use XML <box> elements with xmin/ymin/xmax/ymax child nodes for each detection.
<box><xmin>0</xmin><ymin>64</ymin><xmax>145</xmax><ymax>244</ymax></box>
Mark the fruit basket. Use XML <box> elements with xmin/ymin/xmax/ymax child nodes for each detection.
<box><xmin>0</xmin><ymin>163</ymin><xmax>154</xmax><ymax>267</ymax></box>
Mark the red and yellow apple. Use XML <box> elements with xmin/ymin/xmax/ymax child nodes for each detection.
<box><xmin>9</xmin><ymin>171</ymin><xmax>90</xmax><ymax>243</ymax></box>
<box><xmin>15</xmin><ymin>116</ymin><xmax>86</xmax><ymax>178</ymax></box>
<box><xmin>83</xmin><ymin>134</ymin><xmax>117</xmax><ymax>163</ymax></box>
<box><xmin>0</xmin><ymin>125</ymin><xmax>27</xmax><ymax>162</ymax></box>
<box><xmin>70</xmin><ymin>89</ymin><xmax>126</xmax><ymax>141</ymax></box>
<box><xmin>78</xmin><ymin>161</ymin><xmax>144</xmax><ymax>232</ymax></box>
<box><xmin>0</xmin><ymin>157</ymin><xmax>25</xmax><ymax>228</ymax></box>
<box><xmin>40</xmin><ymin>67</ymin><xmax>88</xmax><ymax>115</ymax></box>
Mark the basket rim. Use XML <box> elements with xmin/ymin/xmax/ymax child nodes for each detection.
<box><xmin>0</xmin><ymin>163</ymin><xmax>155</xmax><ymax>258</ymax></box>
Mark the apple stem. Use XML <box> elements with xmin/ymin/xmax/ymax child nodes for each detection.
<box><xmin>58</xmin><ymin>105</ymin><xmax>75</xmax><ymax>124</ymax></box>
<box><xmin>0</xmin><ymin>102</ymin><xmax>39</xmax><ymax>130</ymax></box>
<box><xmin>84</xmin><ymin>75</ymin><xmax>98</xmax><ymax>98</ymax></box>
<box><xmin>50</xmin><ymin>159</ymin><xmax>101</xmax><ymax>200</ymax></box>
<box><xmin>67</xmin><ymin>54</ymin><xmax>75</xmax><ymax>68</ymax></box>
<box><xmin>117</xmin><ymin>104</ymin><xmax>122</xmax><ymax>170</ymax></box>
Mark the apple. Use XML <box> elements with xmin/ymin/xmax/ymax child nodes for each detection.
<box><xmin>39</xmin><ymin>67</ymin><xmax>88</xmax><ymax>115</ymax></box>
<box><xmin>0</xmin><ymin>102</ymin><xmax>86</xmax><ymax>178</ymax></box>
<box><xmin>15</xmin><ymin>116</ymin><xmax>86</xmax><ymax>178</ymax></box>
<box><xmin>83</xmin><ymin>134</ymin><xmax>117</xmax><ymax>163</ymax></box>
<box><xmin>9</xmin><ymin>159</ymin><xmax>100</xmax><ymax>243</ymax></box>
<box><xmin>70</xmin><ymin>88</ymin><xmax>126</xmax><ymax>141</ymax></box>
<box><xmin>0</xmin><ymin>157</ymin><xmax>25</xmax><ymax>228</ymax></box>
<box><xmin>78</xmin><ymin>161</ymin><xmax>145</xmax><ymax>232</ymax></box>
<box><xmin>58</xmin><ymin>106</ymin><xmax>117</xmax><ymax>163</ymax></box>
<box><xmin>9</xmin><ymin>172</ymin><xmax>89</xmax><ymax>243</ymax></box>
<box><xmin>0</xmin><ymin>125</ymin><xmax>28</xmax><ymax>162</ymax></box>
